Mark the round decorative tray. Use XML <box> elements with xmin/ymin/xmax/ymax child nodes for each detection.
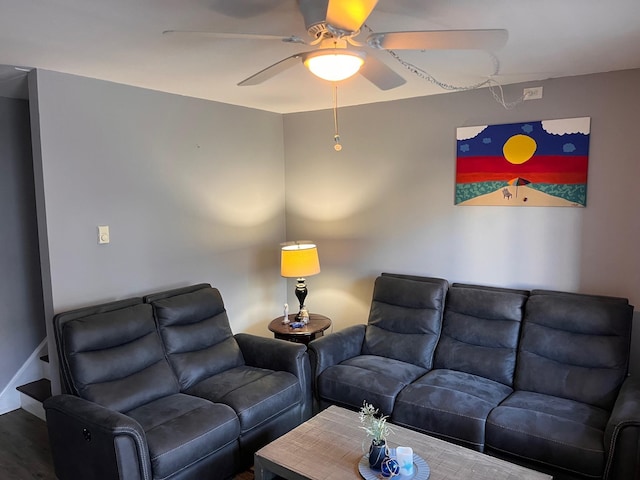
<box><xmin>358</xmin><ymin>449</ymin><xmax>430</xmax><ymax>480</ymax></box>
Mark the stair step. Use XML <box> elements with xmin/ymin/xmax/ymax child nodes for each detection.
<box><xmin>16</xmin><ymin>378</ymin><xmax>51</xmax><ymax>403</ymax></box>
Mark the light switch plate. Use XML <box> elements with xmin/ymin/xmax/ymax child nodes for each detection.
<box><xmin>98</xmin><ymin>225</ymin><xmax>110</xmax><ymax>244</ymax></box>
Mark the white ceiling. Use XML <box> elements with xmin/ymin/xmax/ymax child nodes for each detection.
<box><xmin>1</xmin><ymin>0</ymin><xmax>639</xmax><ymax>113</ymax></box>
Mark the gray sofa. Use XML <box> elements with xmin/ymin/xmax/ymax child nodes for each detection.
<box><xmin>44</xmin><ymin>283</ymin><xmax>311</xmax><ymax>480</ymax></box>
<box><xmin>309</xmin><ymin>273</ymin><xmax>639</xmax><ymax>480</ymax></box>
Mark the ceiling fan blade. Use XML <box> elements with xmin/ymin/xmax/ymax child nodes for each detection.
<box><xmin>162</xmin><ymin>30</ymin><xmax>307</xmax><ymax>45</ymax></box>
<box><xmin>238</xmin><ymin>54</ymin><xmax>305</xmax><ymax>86</ymax></box>
<box><xmin>367</xmin><ymin>29</ymin><xmax>508</xmax><ymax>51</ymax></box>
<box><xmin>326</xmin><ymin>0</ymin><xmax>379</xmax><ymax>33</ymax></box>
<box><xmin>359</xmin><ymin>55</ymin><xmax>406</xmax><ymax>90</ymax></box>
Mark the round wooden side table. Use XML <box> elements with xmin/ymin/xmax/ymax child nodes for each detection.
<box><xmin>268</xmin><ymin>313</ymin><xmax>332</xmax><ymax>345</ymax></box>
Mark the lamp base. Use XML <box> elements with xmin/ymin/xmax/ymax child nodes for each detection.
<box><xmin>295</xmin><ymin>278</ymin><xmax>309</xmax><ymax>323</ymax></box>
<box><xmin>296</xmin><ymin>307</ymin><xmax>310</xmax><ymax>324</ymax></box>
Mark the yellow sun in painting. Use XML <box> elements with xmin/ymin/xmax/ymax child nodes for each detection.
<box><xmin>503</xmin><ymin>134</ymin><xmax>537</xmax><ymax>164</ymax></box>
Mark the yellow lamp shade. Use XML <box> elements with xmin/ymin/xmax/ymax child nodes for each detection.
<box><xmin>281</xmin><ymin>243</ymin><xmax>321</xmax><ymax>278</ymax></box>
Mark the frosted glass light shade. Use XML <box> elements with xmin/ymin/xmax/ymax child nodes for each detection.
<box><xmin>304</xmin><ymin>50</ymin><xmax>365</xmax><ymax>82</ymax></box>
<box><xmin>281</xmin><ymin>243</ymin><xmax>321</xmax><ymax>278</ymax></box>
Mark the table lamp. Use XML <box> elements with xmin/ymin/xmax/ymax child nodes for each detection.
<box><xmin>281</xmin><ymin>241</ymin><xmax>320</xmax><ymax>320</ymax></box>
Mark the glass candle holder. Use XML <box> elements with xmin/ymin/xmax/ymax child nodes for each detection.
<box><xmin>395</xmin><ymin>446</ymin><xmax>414</xmax><ymax>477</ymax></box>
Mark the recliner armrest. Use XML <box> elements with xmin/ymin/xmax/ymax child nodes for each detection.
<box><xmin>604</xmin><ymin>376</ymin><xmax>640</xmax><ymax>480</ymax></box>
<box><xmin>308</xmin><ymin>324</ymin><xmax>366</xmax><ymax>381</ymax></box>
<box><xmin>307</xmin><ymin>325</ymin><xmax>366</xmax><ymax>413</ymax></box>
<box><xmin>235</xmin><ymin>333</ymin><xmax>311</xmax><ymax>420</ymax></box>
<box><xmin>235</xmin><ymin>333</ymin><xmax>306</xmax><ymax>373</ymax></box>
<box><xmin>44</xmin><ymin>394</ymin><xmax>152</xmax><ymax>480</ymax></box>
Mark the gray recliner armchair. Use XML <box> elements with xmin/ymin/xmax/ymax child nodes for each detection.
<box><xmin>309</xmin><ymin>273</ymin><xmax>449</xmax><ymax>415</ymax></box>
<box><xmin>143</xmin><ymin>284</ymin><xmax>311</xmax><ymax>466</ymax></box>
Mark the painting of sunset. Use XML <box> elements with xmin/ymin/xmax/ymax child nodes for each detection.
<box><xmin>455</xmin><ymin>117</ymin><xmax>590</xmax><ymax>206</ymax></box>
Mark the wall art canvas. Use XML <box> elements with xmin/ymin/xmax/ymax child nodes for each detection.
<box><xmin>455</xmin><ymin>117</ymin><xmax>590</xmax><ymax>206</ymax></box>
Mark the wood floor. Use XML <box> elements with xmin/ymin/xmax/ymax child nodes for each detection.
<box><xmin>0</xmin><ymin>408</ymin><xmax>254</xmax><ymax>480</ymax></box>
<box><xmin>0</xmin><ymin>408</ymin><xmax>56</xmax><ymax>479</ymax></box>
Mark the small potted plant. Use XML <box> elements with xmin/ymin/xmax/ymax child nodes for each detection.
<box><xmin>359</xmin><ymin>401</ymin><xmax>392</xmax><ymax>470</ymax></box>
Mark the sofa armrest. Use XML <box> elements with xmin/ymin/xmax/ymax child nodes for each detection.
<box><xmin>308</xmin><ymin>325</ymin><xmax>366</xmax><ymax>412</ymax></box>
<box><xmin>44</xmin><ymin>394</ymin><xmax>152</xmax><ymax>480</ymax></box>
<box><xmin>235</xmin><ymin>333</ymin><xmax>306</xmax><ymax>373</ymax></box>
<box><xmin>235</xmin><ymin>333</ymin><xmax>312</xmax><ymax>420</ymax></box>
<box><xmin>604</xmin><ymin>376</ymin><xmax>640</xmax><ymax>480</ymax></box>
<box><xmin>308</xmin><ymin>324</ymin><xmax>366</xmax><ymax>378</ymax></box>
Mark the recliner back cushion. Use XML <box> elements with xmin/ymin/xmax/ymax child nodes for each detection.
<box><xmin>61</xmin><ymin>303</ymin><xmax>180</xmax><ymax>412</ymax></box>
<box><xmin>435</xmin><ymin>284</ymin><xmax>528</xmax><ymax>386</ymax></box>
<box><xmin>363</xmin><ymin>274</ymin><xmax>448</xmax><ymax>369</ymax></box>
<box><xmin>151</xmin><ymin>287</ymin><xmax>244</xmax><ymax>390</ymax></box>
<box><xmin>516</xmin><ymin>291</ymin><xmax>633</xmax><ymax>410</ymax></box>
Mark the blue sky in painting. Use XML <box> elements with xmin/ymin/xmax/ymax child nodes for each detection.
<box><xmin>457</xmin><ymin>120</ymin><xmax>590</xmax><ymax>157</ymax></box>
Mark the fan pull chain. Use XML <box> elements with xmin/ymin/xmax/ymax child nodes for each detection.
<box><xmin>333</xmin><ymin>84</ymin><xmax>342</xmax><ymax>151</ymax></box>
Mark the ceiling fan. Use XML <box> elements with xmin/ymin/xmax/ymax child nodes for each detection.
<box><xmin>164</xmin><ymin>0</ymin><xmax>508</xmax><ymax>90</ymax></box>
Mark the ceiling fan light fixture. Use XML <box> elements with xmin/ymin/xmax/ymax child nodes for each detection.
<box><xmin>303</xmin><ymin>50</ymin><xmax>365</xmax><ymax>82</ymax></box>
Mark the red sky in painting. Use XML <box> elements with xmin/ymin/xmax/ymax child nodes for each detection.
<box><xmin>456</xmin><ymin>155</ymin><xmax>589</xmax><ymax>184</ymax></box>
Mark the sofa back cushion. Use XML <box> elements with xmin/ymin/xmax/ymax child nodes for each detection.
<box><xmin>363</xmin><ymin>273</ymin><xmax>448</xmax><ymax>369</ymax></box>
<box><xmin>54</xmin><ymin>299</ymin><xmax>180</xmax><ymax>412</ymax></box>
<box><xmin>435</xmin><ymin>284</ymin><xmax>528</xmax><ymax>386</ymax></box>
<box><xmin>516</xmin><ymin>290</ymin><xmax>633</xmax><ymax>410</ymax></box>
<box><xmin>146</xmin><ymin>284</ymin><xmax>244</xmax><ymax>390</ymax></box>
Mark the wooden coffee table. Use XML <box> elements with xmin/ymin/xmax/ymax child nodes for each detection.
<box><xmin>254</xmin><ymin>405</ymin><xmax>552</xmax><ymax>480</ymax></box>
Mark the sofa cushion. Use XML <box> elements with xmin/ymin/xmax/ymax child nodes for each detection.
<box><xmin>185</xmin><ymin>366</ymin><xmax>302</xmax><ymax>434</ymax></box>
<box><xmin>435</xmin><ymin>284</ymin><xmax>528</xmax><ymax>387</ymax></box>
<box><xmin>363</xmin><ymin>274</ymin><xmax>448</xmax><ymax>369</ymax></box>
<box><xmin>148</xmin><ymin>285</ymin><xmax>245</xmax><ymax>390</ymax></box>
<box><xmin>486</xmin><ymin>390</ymin><xmax>610</xmax><ymax>478</ymax></box>
<box><xmin>126</xmin><ymin>393</ymin><xmax>240</xmax><ymax>480</ymax></box>
<box><xmin>516</xmin><ymin>291</ymin><xmax>633</xmax><ymax>409</ymax></box>
<box><xmin>59</xmin><ymin>302</ymin><xmax>180</xmax><ymax>412</ymax></box>
<box><xmin>317</xmin><ymin>355</ymin><xmax>428</xmax><ymax>415</ymax></box>
<box><xmin>393</xmin><ymin>369</ymin><xmax>513</xmax><ymax>451</ymax></box>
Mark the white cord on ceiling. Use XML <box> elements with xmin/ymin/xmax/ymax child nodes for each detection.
<box><xmin>362</xmin><ymin>25</ymin><xmax>526</xmax><ymax>109</ymax></box>
<box><xmin>386</xmin><ymin>48</ymin><xmax>526</xmax><ymax>109</ymax></box>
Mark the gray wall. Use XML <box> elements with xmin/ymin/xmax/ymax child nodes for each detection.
<box><xmin>18</xmin><ymin>67</ymin><xmax>640</xmax><ymax>396</ymax></box>
<box><xmin>30</xmin><ymin>70</ymin><xmax>288</xmax><ymax>393</ymax></box>
<box><xmin>0</xmin><ymin>97</ymin><xmax>45</xmax><ymax>388</ymax></box>
<box><xmin>283</xmin><ymin>69</ymin><xmax>640</xmax><ymax>371</ymax></box>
